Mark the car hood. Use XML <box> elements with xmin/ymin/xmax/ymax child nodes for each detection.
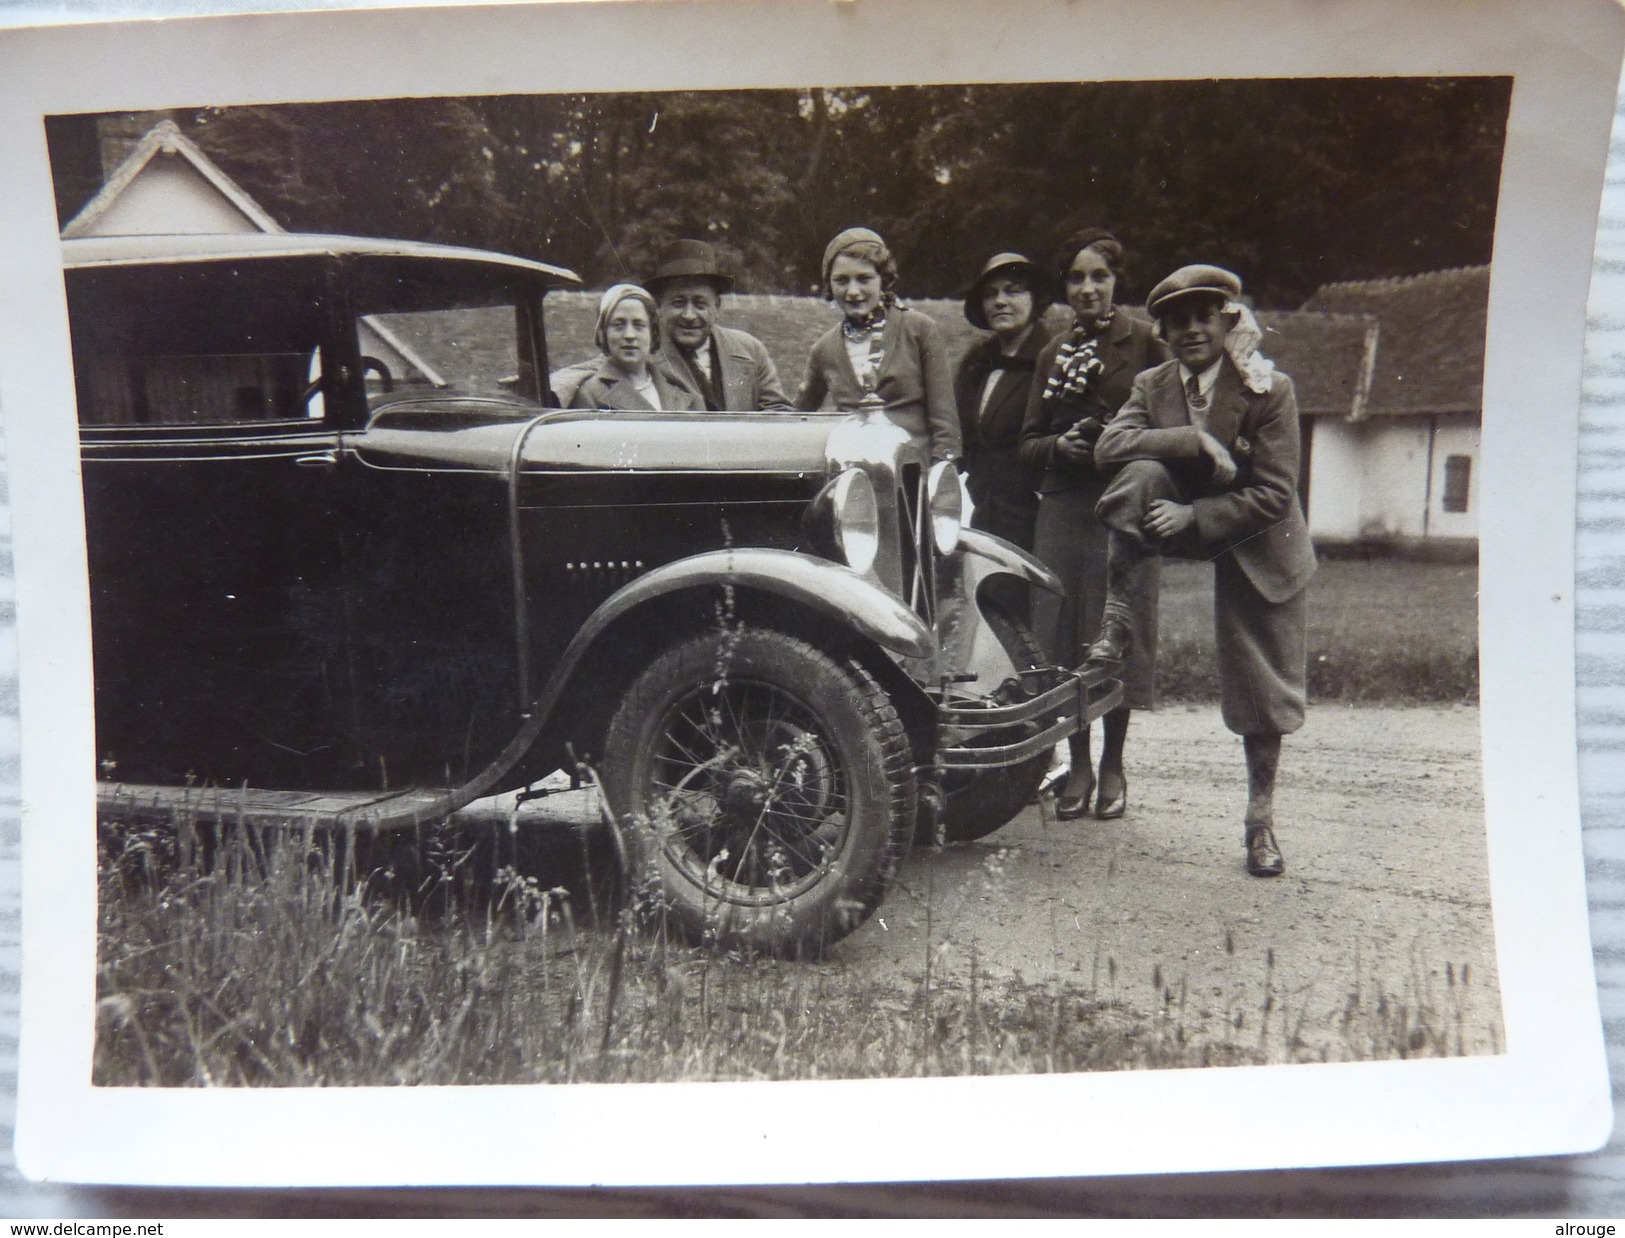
<box><xmin>354</xmin><ymin>398</ymin><xmax>844</xmax><ymax>476</ymax></box>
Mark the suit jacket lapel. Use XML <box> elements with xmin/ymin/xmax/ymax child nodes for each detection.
<box><xmin>1147</xmin><ymin>363</ymin><xmax>1190</xmax><ymax>427</ymax></box>
<box><xmin>719</xmin><ymin>330</ymin><xmax>757</xmax><ymax>410</ymax></box>
<box><xmin>1204</xmin><ymin>360</ymin><xmax>1247</xmax><ymax>445</ymax></box>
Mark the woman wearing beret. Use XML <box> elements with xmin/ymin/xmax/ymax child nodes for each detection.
<box><xmin>1018</xmin><ymin>228</ymin><xmax>1165</xmax><ymax>821</ymax></box>
<box><xmin>797</xmin><ymin>227</ymin><xmax>962</xmax><ymax>463</ymax></box>
<box><xmin>954</xmin><ymin>252</ymin><xmax>1055</xmax><ymax>565</ymax></box>
<box><xmin>569</xmin><ymin>283</ymin><xmax>699</xmax><ymax>412</ymax></box>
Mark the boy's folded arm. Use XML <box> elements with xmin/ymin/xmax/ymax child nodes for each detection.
<box><xmin>1094</xmin><ymin>372</ymin><xmax>1204</xmax><ymax>465</ymax></box>
<box><xmin>1190</xmin><ymin>376</ymin><xmax>1301</xmax><ymax>544</ymax></box>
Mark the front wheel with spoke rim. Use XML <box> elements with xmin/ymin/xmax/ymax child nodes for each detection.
<box><xmin>602</xmin><ymin>627</ymin><xmax>916</xmax><ymax>956</ymax></box>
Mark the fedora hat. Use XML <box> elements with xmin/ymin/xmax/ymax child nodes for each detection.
<box><xmin>962</xmin><ymin>252</ymin><xmax>1050</xmax><ymax>330</ymax></box>
<box><xmin>646</xmin><ymin>239</ymin><xmax>734</xmax><ymax>295</ymax></box>
<box><xmin>1146</xmin><ymin>264</ymin><xmax>1243</xmax><ymax>318</ymax></box>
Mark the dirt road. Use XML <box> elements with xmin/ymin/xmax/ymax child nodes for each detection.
<box><xmin>473</xmin><ymin>703</ymin><xmax>1500</xmax><ymax>1063</ymax></box>
<box><xmin>843</xmin><ymin>702</ymin><xmax>1501</xmax><ymax>1061</ymax></box>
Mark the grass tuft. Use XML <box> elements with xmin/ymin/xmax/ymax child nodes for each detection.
<box><xmin>96</xmin><ymin>818</ymin><xmax>1487</xmax><ymax>1087</ymax></box>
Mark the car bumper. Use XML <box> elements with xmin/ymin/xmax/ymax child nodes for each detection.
<box><xmin>936</xmin><ymin>662</ymin><xmax>1123</xmax><ymax>770</ymax></box>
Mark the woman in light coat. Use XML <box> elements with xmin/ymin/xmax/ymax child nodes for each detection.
<box><xmin>569</xmin><ymin>283</ymin><xmax>699</xmax><ymax>412</ymax></box>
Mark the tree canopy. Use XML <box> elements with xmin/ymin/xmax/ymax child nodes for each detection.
<box><xmin>54</xmin><ymin>78</ymin><xmax>1511</xmax><ymax>309</ymax></box>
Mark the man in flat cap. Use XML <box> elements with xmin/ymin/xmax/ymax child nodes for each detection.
<box><xmin>1087</xmin><ymin>264</ymin><xmax>1316</xmax><ymax>877</ymax></box>
<box><xmin>646</xmin><ymin>239</ymin><xmax>793</xmax><ymax>412</ymax></box>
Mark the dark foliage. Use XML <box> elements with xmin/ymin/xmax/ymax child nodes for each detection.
<box><xmin>56</xmin><ymin>78</ymin><xmax>1513</xmax><ymax>306</ymax></box>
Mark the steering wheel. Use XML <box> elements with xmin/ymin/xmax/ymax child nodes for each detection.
<box><xmin>360</xmin><ymin>355</ymin><xmax>395</xmax><ymax>392</ymax></box>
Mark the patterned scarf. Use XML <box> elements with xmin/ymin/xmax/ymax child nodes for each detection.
<box><xmin>1041</xmin><ymin>309</ymin><xmax>1114</xmax><ymax>404</ymax></box>
<box><xmin>841</xmin><ymin>304</ymin><xmax>889</xmax><ymax>391</ymax></box>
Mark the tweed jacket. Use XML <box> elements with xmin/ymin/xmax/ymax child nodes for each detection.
<box><xmin>954</xmin><ymin>324</ymin><xmax>1052</xmax><ymax>512</ymax></box>
<box><xmin>1095</xmin><ymin>357</ymin><xmax>1317</xmax><ymax>603</ymax></box>
<box><xmin>796</xmin><ymin>305</ymin><xmax>963</xmax><ymax>461</ymax></box>
<box><xmin>566</xmin><ymin>356</ymin><xmax>700</xmax><ymax>413</ymax></box>
<box><xmin>659</xmin><ymin>326</ymin><xmax>793</xmax><ymax>412</ymax></box>
<box><xmin>1017</xmin><ymin>312</ymin><xmax>1165</xmax><ymax>494</ymax></box>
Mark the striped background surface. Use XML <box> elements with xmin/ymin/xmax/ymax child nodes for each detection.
<box><xmin>0</xmin><ymin>37</ymin><xmax>1622</xmax><ymax>1223</ymax></box>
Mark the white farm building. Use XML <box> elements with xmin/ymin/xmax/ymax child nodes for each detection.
<box><xmin>1284</xmin><ymin>268</ymin><xmax>1487</xmax><ymax>557</ymax></box>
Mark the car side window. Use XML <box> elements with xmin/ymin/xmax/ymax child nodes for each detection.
<box><xmin>68</xmin><ymin>259</ymin><xmax>330</xmax><ymax>428</ymax></box>
<box><xmin>355</xmin><ymin>306</ymin><xmax>524</xmax><ymax>406</ymax></box>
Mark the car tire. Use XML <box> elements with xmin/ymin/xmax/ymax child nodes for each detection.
<box><xmin>938</xmin><ymin>606</ymin><xmax>1051</xmax><ymax>844</ymax></box>
<box><xmin>601</xmin><ymin>626</ymin><xmax>916</xmax><ymax>956</ymax></box>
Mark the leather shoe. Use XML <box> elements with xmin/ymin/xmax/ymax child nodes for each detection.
<box><xmin>1054</xmin><ymin>774</ymin><xmax>1095</xmax><ymax>820</ymax></box>
<box><xmin>1085</xmin><ymin>618</ymin><xmax>1133</xmax><ymax>665</ymax></box>
<box><xmin>1094</xmin><ymin>771</ymin><xmax>1127</xmax><ymax>819</ymax></box>
<box><xmin>1245</xmin><ymin>826</ymin><xmax>1284</xmax><ymax>877</ymax></box>
<box><xmin>1055</xmin><ymin>793</ymin><xmax>1091</xmax><ymax>820</ymax></box>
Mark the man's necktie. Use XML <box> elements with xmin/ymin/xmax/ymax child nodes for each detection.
<box><xmin>1186</xmin><ymin>373</ymin><xmax>1207</xmax><ymax>412</ymax></box>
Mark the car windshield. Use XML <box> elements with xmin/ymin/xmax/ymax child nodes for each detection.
<box><xmin>350</xmin><ymin>258</ymin><xmax>548</xmax><ymax>409</ymax></box>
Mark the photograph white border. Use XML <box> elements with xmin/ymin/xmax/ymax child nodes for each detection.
<box><xmin>0</xmin><ymin>0</ymin><xmax>1616</xmax><ymax>1186</ymax></box>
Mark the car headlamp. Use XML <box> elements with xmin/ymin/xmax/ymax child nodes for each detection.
<box><xmin>802</xmin><ymin>466</ymin><xmax>880</xmax><ymax>575</ymax></box>
<box><xmin>926</xmin><ymin>460</ymin><xmax>964</xmax><ymax>555</ymax></box>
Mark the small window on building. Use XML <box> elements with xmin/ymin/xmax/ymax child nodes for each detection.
<box><xmin>1442</xmin><ymin>454</ymin><xmax>1472</xmax><ymax>514</ymax></box>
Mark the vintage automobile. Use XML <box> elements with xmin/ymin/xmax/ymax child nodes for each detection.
<box><xmin>70</xmin><ymin>231</ymin><xmax>1119</xmax><ymax>953</ymax></box>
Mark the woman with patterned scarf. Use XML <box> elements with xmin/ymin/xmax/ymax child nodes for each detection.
<box><xmin>1018</xmin><ymin>228</ymin><xmax>1166</xmax><ymax>821</ymax></box>
<box><xmin>796</xmin><ymin>227</ymin><xmax>962</xmax><ymax>463</ymax></box>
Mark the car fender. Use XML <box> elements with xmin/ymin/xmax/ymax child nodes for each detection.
<box><xmin>958</xmin><ymin>528</ymin><xmax>1063</xmax><ymax>596</ymax></box>
<box><xmin>929</xmin><ymin>529</ymin><xmax>1065</xmax><ymax>697</ymax></box>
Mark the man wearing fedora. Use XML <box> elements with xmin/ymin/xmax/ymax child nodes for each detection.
<box><xmin>1086</xmin><ymin>264</ymin><xmax>1317</xmax><ymax>877</ymax></box>
<box><xmin>645</xmin><ymin>239</ymin><xmax>793</xmax><ymax>412</ymax></box>
<box><xmin>550</xmin><ymin>239</ymin><xmax>792</xmax><ymax>411</ymax></box>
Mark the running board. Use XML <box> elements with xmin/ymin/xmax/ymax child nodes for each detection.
<box><xmin>97</xmin><ymin>782</ymin><xmax>457</xmax><ymax>831</ymax></box>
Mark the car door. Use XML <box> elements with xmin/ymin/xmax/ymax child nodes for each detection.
<box><xmin>72</xmin><ymin>254</ymin><xmax>361</xmax><ymax>790</ymax></box>
<box><xmin>330</xmin><ymin>257</ymin><xmax>545</xmax><ymax>790</ymax></box>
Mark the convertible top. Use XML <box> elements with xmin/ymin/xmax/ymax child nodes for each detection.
<box><xmin>62</xmin><ymin>231</ymin><xmax>581</xmax><ymax>287</ymax></box>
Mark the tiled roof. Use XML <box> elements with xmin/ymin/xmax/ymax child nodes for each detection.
<box><xmin>1300</xmin><ymin>266</ymin><xmax>1489</xmax><ymax>416</ymax></box>
<box><xmin>1255</xmin><ymin>310</ymin><xmax>1373</xmax><ymax>417</ymax></box>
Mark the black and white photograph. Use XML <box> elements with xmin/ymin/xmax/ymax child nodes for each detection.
<box><xmin>0</xmin><ymin>0</ymin><xmax>1618</xmax><ymax>1190</ymax></box>
<box><xmin>63</xmin><ymin>78</ymin><xmax>1509</xmax><ymax>1086</ymax></box>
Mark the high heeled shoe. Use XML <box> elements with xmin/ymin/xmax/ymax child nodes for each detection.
<box><xmin>1094</xmin><ymin>770</ymin><xmax>1127</xmax><ymax>820</ymax></box>
<box><xmin>1054</xmin><ymin>775</ymin><xmax>1095</xmax><ymax>820</ymax></box>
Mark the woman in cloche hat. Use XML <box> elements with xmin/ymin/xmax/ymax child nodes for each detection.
<box><xmin>953</xmin><ymin>251</ymin><xmax>1055</xmax><ymax>565</ymax></box>
<box><xmin>795</xmin><ymin>227</ymin><xmax>962</xmax><ymax>463</ymax></box>
<box><xmin>568</xmin><ymin>283</ymin><xmax>698</xmax><ymax>413</ymax></box>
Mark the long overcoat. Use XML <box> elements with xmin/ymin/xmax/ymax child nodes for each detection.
<box><xmin>953</xmin><ymin>323</ymin><xmax>1053</xmax><ymax>549</ymax></box>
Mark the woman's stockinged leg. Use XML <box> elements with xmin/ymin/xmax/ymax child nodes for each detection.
<box><xmin>1098</xmin><ymin>707</ymin><xmax>1129</xmax><ymax>778</ymax></box>
<box><xmin>1095</xmin><ymin>706</ymin><xmax>1130</xmax><ymax>819</ymax></box>
<box><xmin>1066</xmin><ymin>726</ymin><xmax>1094</xmax><ymax>798</ymax></box>
<box><xmin>1055</xmin><ymin>726</ymin><xmax>1095</xmax><ymax>818</ymax></box>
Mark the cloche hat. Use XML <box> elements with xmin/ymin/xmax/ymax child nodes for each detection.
<box><xmin>821</xmin><ymin>226</ymin><xmax>888</xmax><ymax>287</ymax></box>
<box><xmin>962</xmin><ymin>252</ymin><xmax>1050</xmax><ymax>330</ymax></box>
<box><xmin>594</xmin><ymin>283</ymin><xmax>660</xmax><ymax>353</ymax></box>
<box><xmin>1146</xmin><ymin>264</ymin><xmax>1244</xmax><ymax>318</ymax></box>
<box><xmin>645</xmin><ymin>239</ymin><xmax>735</xmax><ymax>296</ymax></box>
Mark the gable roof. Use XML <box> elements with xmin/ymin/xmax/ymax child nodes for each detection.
<box><xmin>62</xmin><ymin>119</ymin><xmax>284</xmax><ymax>238</ymax></box>
<box><xmin>1300</xmin><ymin>266</ymin><xmax>1489</xmax><ymax>416</ymax></box>
<box><xmin>1255</xmin><ymin>310</ymin><xmax>1375</xmax><ymax>418</ymax></box>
